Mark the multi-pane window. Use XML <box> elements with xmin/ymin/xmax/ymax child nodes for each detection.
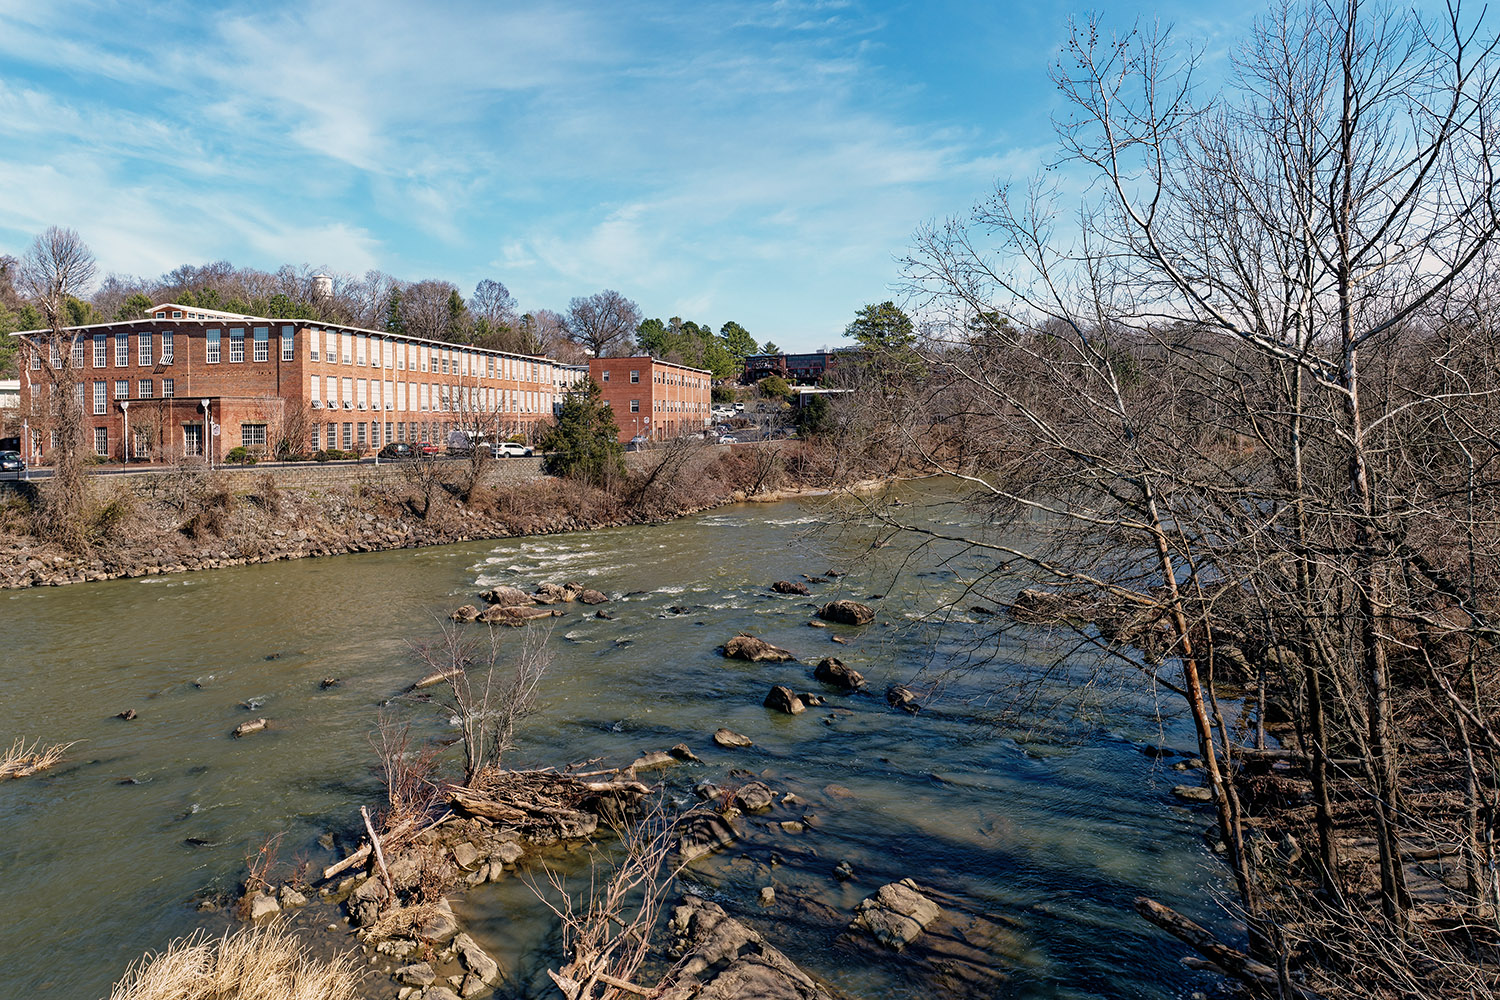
<box><xmin>357</xmin><ymin>379</ymin><xmax>367</xmax><ymax>409</ymax></box>
<box><xmin>161</xmin><ymin>331</ymin><xmax>174</xmax><ymax>364</ymax></box>
<box><xmin>356</xmin><ymin>335</ymin><xmax>366</xmax><ymax>366</ymax></box>
<box><xmin>138</xmin><ymin>332</ymin><xmax>153</xmax><ymax>366</ymax></box>
<box><xmin>115</xmin><ymin>332</ymin><xmax>129</xmax><ymax>366</ymax></box>
<box><xmin>309</xmin><ymin>330</ymin><xmax>320</xmax><ymax>362</ymax></box>
<box><xmin>253</xmin><ymin>327</ymin><xmax>268</xmax><ymax>362</ymax></box>
<box><xmin>114</xmin><ymin>380</ymin><xmax>129</xmax><ymax>400</ymax></box>
<box><xmin>281</xmin><ymin>326</ymin><xmax>294</xmax><ymax>362</ymax></box>
<box><xmin>139</xmin><ymin>379</ymin><xmax>153</xmax><ymax>399</ymax></box>
<box><xmin>630</xmin><ymin>399</ymin><xmax>640</xmax><ymax>412</ymax></box>
<box><xmin>94</xmin><ymin>426</ymin><xmax>108</xmax><ymax>456</ymax></box>
<box><xmin>325</xmin><ymin>329</ymin><xmax>337</xmax><ymax>362</ymax></box>
<box><xmin>206</xmin><ymin>330</ymin><xmax>221</xmax><ymax>363</ymax></box>
<box><xmin>420</xmin><ymin>347</ymin><xmax>429</xmax><ymax>372</ymax></box>
<box><xmin>241</xmin><ymin>424</ymin><xmax>267</xmax><ymax>448</ymax></box>
<box><xmin>229</xmin><ymin>328</ymin><xmax>245</xmax><ymax>363</ymax></box>
<box><xmin>162</xmin><ymin>378</ymin><xmax>174</xmax><ymax>398</ymax></box>
<box><xmin>93</xmin><ymin>334</ymin><xmax>107</xmax><ymax>367</ymax></box>
<box><xmin>341</xmin><ymin>423</ymin><xmax>352</xmax><ymax>449</ymax></box>
<box><xmin>356</xmin><ymin>423</ymin><xmax>366</xmax><ymax>446</ymax></box>
<box><xmin>71</xmin><ymin>339</ymin><xmax>85</xmax><ymax>367</ymax></box>
<box><xmin>93</xmin><ymin>381</ymin><xmax>107</xmax><ymax>415</ymax></box>
<box><xmin>326</xmin><ymin>376</ymin><xmax>337</xmax><ymax>406</ymax></box>
<box><xmin>310</xmin><ymin>425</ymin><xmax>321</xmax><ymax>451</ymax></box>
<box><xmin>341</xmin><ymin>333</ymin><xmax>351</xmax><ymax>365</ymax></box>
<box><xmin>341</xmin><ymin>377</ymin><xmax>353</xmax><ymax>409</ymax></box>
<box><xmin>630</xmin><ymin>370</ymin><xmax>640</xmax><ymax>383</ymax></box>
<box><xmin>601</xmin><ymin>370</ymin><xmax>610</xmax><ymax>382</ymax></box>
<box><xmin>310</xmin><ymin>376</ymin><xmax>321</xmax><ymax>407</ymax></box>
<box><xmin>29</xmin><ymin>345</ymin><xmax>40</xmax><ymax>370</ymax></box>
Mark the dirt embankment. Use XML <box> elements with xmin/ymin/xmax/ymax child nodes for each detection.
<box><xmin>0</xmin><ymin>444</ymin><xmax>877</xmax><ymax>590</ymax></box>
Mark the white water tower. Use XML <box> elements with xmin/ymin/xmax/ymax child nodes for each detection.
<box><xmin>311</xmin><ymin>273</ymin><xmax>333</xmax><ymax>301</ymax></box>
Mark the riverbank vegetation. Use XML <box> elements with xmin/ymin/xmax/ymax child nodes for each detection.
<box><xmin>107</xmin><ymin>923</ymin><xmax>362</xmax><ymax>1000</ymax></box>
<box><xmin>812</xmin><ymin>1</ymin><xmax>1500</xmax><ymax>996</ymax></box>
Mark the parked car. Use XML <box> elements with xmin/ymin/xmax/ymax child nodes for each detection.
<box><xmin>418</xmin><ymin>442</ymin><xmax>441</xmax><ymax>456</ymax></box>
<box><xmin>489</xmin><ymin>441</ymin><xmax>534</xmax><ymax>458</ymax></box>
<box><xmin>378</xmin><ymin>442</ymin><xmax>414</xmax><ymax>460</ymax></box>
<box><xmin>0</xmin><ymin>450</ymin><xmax>23</xmax><ymax>472</ymax></box>
<box><xmin>626</xmin><ymin>434</ymin><xmax>649</xmax><ymax>452</ymax></box>
<box><xmin>717</xmin><ymin>434</ymin><xmax>737</xmax><ymax>445</ymax></box>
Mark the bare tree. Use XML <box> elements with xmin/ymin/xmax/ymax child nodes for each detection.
<box><xmin>409</xmin><ymin>620</ymin><xmax>551</xmax><ymax>786</ymax></box>
<box><xmin>470</xmin><ymin>279</ymin><xmax>518</xmax><ymax>328</ymax></box>
<box><xmin>21</xmin><ymin>226</ymin><xmax>97</xmax><ymax>548</ymax></box>
<box><xmin>566</xmin><ymin>290</ymin><xmax>642</xmax><ymax>358</ymax></box>
<box><xmin>892</xmin><ymin>0</ymin><xmax>1500</xmax><ymax>993</ymax></box>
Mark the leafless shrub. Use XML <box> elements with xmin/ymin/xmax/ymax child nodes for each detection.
<box><xmin>370</xmin><ymin>709</ymin><xmax>442</xmax><ymax>830</ymax></box>
<box><xmin>409</xmin><ymin>620</ymin><xmax>551</xmax><ymax>786</ymax></box>
<box><xmin>531</xmin><ymin>796</ymin><xmax>687</xmax><ymax>1000</ymax></box>
<box><xmin>238</xmin><ymin>832</ymin><xmax>285</xmax><ymax>917</ymax></box>
<box><xmin>107</xmin><ymin>922</ymin><xmax>363</xmax><ymax>1000</ymax></box>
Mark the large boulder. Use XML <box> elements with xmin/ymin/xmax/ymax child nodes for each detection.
<box><xmin>772</xmin><ymin>580</ymin><xmax>811</xmax><ymax>595</ymax></box>
<box><xmin>478</xmin><ymin>604</ymin><xmax>565</xmax><ymax>625</ymax></box>
<box><xmin>454</xmin><ymin>932</ymin><xmax>501</xmax><ymax>986</ymax></box>
<box><xmin>886</xmin><ymin>684</ymin><xmax>920</xmax><ymax>714</ymax></box>
<box><xmin>764</xmin><ymin>685</ymin><xmax>806</xmax><ymax>715</ymax></box>
<box><xmin>733</xmin><ymin>781</ymin><xmax>776</xmax><ymax>812</ymax></box>
<box><xmin>814</xmin><ymin>656</ymin><xmax>866</xmax><ymax>691</ymax></box>
<box><xmin>532</xmin><ymin>582</ymin><xmax>576</xmax><ymax>604</ymax></box>
<box><xmin>574</xmin><ymin>588</ymin><xmax>609</xmax><ymax>605</ymax></box>
<box><xmin>851</xmin><ymin>879</ymin><xmax>941</xmax><ymax>951</ymax></box>
<box><xmin>450</xmin><ymin>604</ymin><xmax>481</xmax><ymax>622</ymax></box>
<box><xmin>679</xmin><ymin>812</ymin><xmax>739</xmax><ymax>862</ymax></box>
<box><xmin>722</xmin><ymin>634</ymin><xmax>796</xmax><ymax>662</ymax></box>
<box><xmin>660</xmin><ymin>896</ymin><xmax>837</xmax><ymax>1000</ymax></box>
<box><xmin>480</xmin><ymin>585</ymin><xmax>534</xmax><ymax>607</ymax></box>
<box><xmin>713</xmin><ymin>728</ymin><xmax>753</xmax><ymax>748</ymax></box>
<box><xmin>816</xmin><ymin>600</ymin><xmax>875</xmax><ymax>626</ymax></box>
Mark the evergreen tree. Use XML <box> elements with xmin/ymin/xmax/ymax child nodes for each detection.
<box><xmin>540</xmin><ymin>379</ymin><xmax>625</xmax><ymax>486</ymax></box>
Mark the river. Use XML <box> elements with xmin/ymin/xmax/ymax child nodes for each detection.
<box><xmin>0</xmin><ymin>480</ymin><xmax>1226</xmax><ymax>999</ymax></box>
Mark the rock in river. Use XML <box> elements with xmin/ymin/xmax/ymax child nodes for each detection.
<box><xmin>816</xmin><ymin>600</ymin><xmax>875</xmax><ymax>626</ymax></box>
<box><xmin>480</xmin><ymin>585</ymin><xmax>534</xmax><ymax>607</ymax></box>
<box><xmin>713</xmin><ymin>728</ymin><xmax>753</xmax><ymax>748</ymax></box>
<box><xmin>679</xmin><ymin>812</ymin><xmax>739</xmax><ymax>862</ymax></box>
<box><xmin>772</xmin><ymin>580</ymin><xmax>811</xmax><ymax>595</ymax></box>
<box><xmin>814</xmin><ymin>656</ymin><xmax>866</xmax><ymax>691</ymax></box>
<box><xmin>851</xmin><ymin>879</ymin><xmax>941</xmax><ymax>951</ymax></box>
<box><xmin>722</xmin><ymin>633</ymin><xmax>796</xmax><ymax>662</ymax></box>
<box><xmin>764</xmin><ymin>685</ymin><xmax>806</xmax><ymax>715</ymax></box>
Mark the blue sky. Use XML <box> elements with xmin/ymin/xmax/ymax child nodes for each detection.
<box><xmin>0</xmin><ymin>0</ymin><xmax>1266</xmax><ymax>349</ymax></box>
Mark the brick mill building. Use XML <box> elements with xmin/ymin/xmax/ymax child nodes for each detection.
<box><xmin>8</xmin><ymin>303</ymin><xmax>648</xmax><ymax>465</ymax></box>
<box><xmin>588</xmin><ymin>356</ymin><xmax>713</xmax><ymax>443</ymax></box>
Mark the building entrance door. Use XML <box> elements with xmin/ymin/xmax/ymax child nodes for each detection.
<box><xmin>183</xmin><ymin>423</ymin><xmax>203</xmax><ymax>457</ymax></box>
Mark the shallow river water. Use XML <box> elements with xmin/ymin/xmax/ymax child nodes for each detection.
<box><xmin>0</xmin><ymin>481</ymin><xmax>1227</xmax><ymax>999</ymax></box>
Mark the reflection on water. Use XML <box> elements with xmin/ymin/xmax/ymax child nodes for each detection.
<box><xmin>0</xmin><ymin>481</ymin><xmax>1224</xmax><ymax>999</ymax></box>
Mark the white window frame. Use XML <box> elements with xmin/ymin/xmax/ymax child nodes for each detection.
<box><xmin>93</xmin><ymin>334</ymin><xmax>107</xmax><ymax>368</ymax></box>
<box><xmin>206</xmin><ymin>329</ymin><xmax>221</xmax><ymax>364</ymax></box>
<box><xmin>253</xmin><ymin>327</ymin><xmax>269</xmax><ymax>362</ymax></box>
<box><xmin>229</xmin><ymin>327</ymin><xmax>245</xmax><ymax>363</ymax></box>
<box><xmin>161</xmin><ymin>331</ymin><xmax>174</xmax><ymax>365</ymax></box>
<box><xmin>163</xmin><ymin>378</ymin><xmax>175</xmax><ymax>398</ymax></box>
<box><xmin>115</xmin><ymin>332</ymin><xmax>129</xmax><ymax>367</ymax></box>
<box><xmin>139</xmin><ymin>332</ymin><xmax>153</xmax><ymax>366</ymax></box>
<box><xmin>282</xmin><ymin>326</ymin><xmax>294</xmax><ymax>362</ymax></box>
<box><xmin>93</xmin><ymin>380</ymin><xmax>107</xmax><ymax>415</ymax></box>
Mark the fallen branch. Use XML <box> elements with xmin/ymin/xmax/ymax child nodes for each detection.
<box><xmin>362</xmin><ymin>805</ymin><xmax>395</xmax><ymax>899</ymax></box>
<box><xmin>321</xmin><ymin>815</ymin><xmax>418</xmax><ymax>882</ymax></box>
<box><xmin>1134</xmin><ymin>897</ymin><xmax>1317</xmax><ymax>999</ymax></box>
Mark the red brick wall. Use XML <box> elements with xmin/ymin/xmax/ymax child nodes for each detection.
<box><xmin>589</xmin><ymin>357</ymin><xmax>711</xmax><ymax>442</ymax></box>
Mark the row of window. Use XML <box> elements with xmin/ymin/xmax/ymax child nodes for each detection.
<box><xmin>598</xmin><ymin>367</ymin><xmax>708</xmax><ymax>390</ymax></box>
<box><xmin>203</xmin><ymin>327</ymin><xmax>292</xmax><ymax>364</ymax></box>
<box><xmin>88</xmin><ymin>379</ymin><xmax>177</xmax><ymax>413</ymax></box>
<box><xmin>310</xmin><ymin>420</ymin><xmax>471</xmax><ymax>452</ymax></box>
<box><xmin>306</xmin><ymin>329</ymin><xmax>583</xmax><ymax>388</ymax></box>
<box><xmin>307</xmin><ymin>377</ymin><xmax>555</xmax><ymax>415</ymax></box>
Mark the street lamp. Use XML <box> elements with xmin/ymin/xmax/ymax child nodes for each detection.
<box><xmin>120</xmin><ymin>400</ymin><xmax>129</xmax><ymax>470</ymax></box>
<box><xmin>20</xmin><ymin>416</ymin><xmax>28</xmax><ymax>482</ymax></box>
<box><xmin>200</xmin><ymin>398</ymin><xmax>211</xmax><ymax>468</ymax></box>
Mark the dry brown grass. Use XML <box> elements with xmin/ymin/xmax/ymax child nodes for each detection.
<box><xmin>0</xmin><ymin>737</ymin><xmax>74</xmax><ymax>779</ymax></box>
<box><xmin>108</xmin><ymin>922</ymin><xmax>363</xmax><ymax>1000</ymax></box>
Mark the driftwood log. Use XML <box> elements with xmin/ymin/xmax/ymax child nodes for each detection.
<box><xmin>449</xmin><ymin>769</ymin><xmax>651</xmax><ymax>838</ymax></box>
<box><xmin>1134</xmin><ymin>897</ymin><xmax>1319</xmax><ymax>999</ymax></box>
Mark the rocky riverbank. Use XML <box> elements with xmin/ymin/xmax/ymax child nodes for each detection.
<box><xmin>0</xmin><ymin>447</ymin><xmax>886</xmax><ymax>590</ymax></box>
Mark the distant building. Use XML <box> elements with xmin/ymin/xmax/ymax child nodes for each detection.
<box><xmin>12</xmin><ymin>304</ymin><xmax>587</xmax><ymax>465</ymax></box>
<box><xmin>741</xmin><ymin>350</ymin><xmax>848</xmax><ymax>384</ymax></box>
<box><xmin>589</xmin><ymin>357</ymin><xmax>712</xmax><ymax>443</ymax></box>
